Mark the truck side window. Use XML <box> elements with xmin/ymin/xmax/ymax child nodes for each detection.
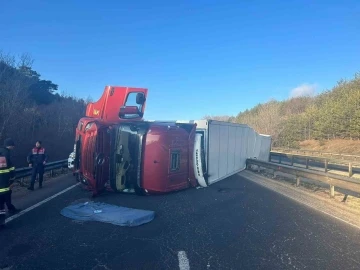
<box><xmin>125</xmin><ymin>93</ymin><xmax>138</xmax><ymax>107</ymax></box>
<box><xmin>170</xmin><ymin>151</ymin><xmax>180</xmax><ymax>171</ymax></box>
<box><xmin>125</xmin><ymin>92</ymin><xmax>143</xmax><ymax>112</ymax></box>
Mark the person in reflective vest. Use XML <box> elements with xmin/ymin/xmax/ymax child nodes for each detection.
<box><xmin>0</xmin><ymin>138</ymin><xmax>16</xmax><ymax>228</ymax></box>
<box><xmin>27</xmin><ymin>141</ymin><xmax>48</xmax><ymax>191</ymax></box>
<box><xmin>5</xmin><ymin>181</ymin><xmax>20</xmax><ymax>214</ymax></box>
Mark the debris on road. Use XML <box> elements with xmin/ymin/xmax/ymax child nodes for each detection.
<box><xmin>60</xmin><ymin>201</ymin><xmax>155</xmax><ymax>227</ymax></box>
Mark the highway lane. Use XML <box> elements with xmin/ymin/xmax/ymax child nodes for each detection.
<box><xmin>8</xmin><ymin>173</ymin><xmax>77</xmax><ymax>213</ymax></box>
<box><xmin>1</xmin><ymin>173</ymin><xmax>360</xmax><ymax>269</ymax></box>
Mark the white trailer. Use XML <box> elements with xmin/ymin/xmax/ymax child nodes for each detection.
<box><xmin>166</xmin><ymin>120</ymin><xmax>272</xmax><ymax>187</ymax></box>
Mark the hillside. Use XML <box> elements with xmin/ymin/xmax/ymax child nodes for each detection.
<box><xmin>204</xmin><ymin>72</ymin><xmax>360</xmax><ymax>153</ymax></box>
<box><xmin>297</xmin><ymin>140</ymin><xmax>360</xmax><ymax>156</ymax></box>
<box><xmin>0</xmin><ymin>52</ymin><xmax>88</xmax><ymax>167</ymax></box>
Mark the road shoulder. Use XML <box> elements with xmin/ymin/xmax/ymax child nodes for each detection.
<box><xmin>239</xmin><ymin>170</ymin><xmax>360</xmax><ymax>229</ymax></box>
<box><xmin>7</xmin><ymin>173</ymin><xmax>80</xmax><ymax>215</ymax></box>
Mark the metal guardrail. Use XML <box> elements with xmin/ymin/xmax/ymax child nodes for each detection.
<box><xmin>14</xmin><ymin>159</ymin><xmax>68</xmax><ymax>179</ymax></box>
<box><xmin>270</xmin><ymin>152</ymin><xmax>360</xmax><ymax>177</ymax></box>
<box><xmin>246</xmin><ymin>158</ymin><xmax>360</xmax><ymax>198</ymax></box>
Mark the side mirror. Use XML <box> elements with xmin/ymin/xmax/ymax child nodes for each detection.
<box><xmin>136</xmin><ymin>93</ymin><xmax>146</xmax><ymax>105</ymax></box>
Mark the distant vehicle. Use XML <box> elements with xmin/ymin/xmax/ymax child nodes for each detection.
<box><xmin>71</xmin><ymin>86</ymin><xmax>271</xmax><ymax>196</ymax></box>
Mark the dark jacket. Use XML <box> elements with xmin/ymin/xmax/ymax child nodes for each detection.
<box><xmin>0</xmin><ymin>146</ymin><xmax>15</xmax><ymax>193</ymax></box>
<box><xmin>27</xmin><ymin>147</ymin><xmax>48</xmax><ymax>166</ymax></box>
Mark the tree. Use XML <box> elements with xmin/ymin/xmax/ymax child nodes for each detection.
<box><xmin>206</xmin><ymin>71</ymin><xmax>360</xmax><ymax>146</ymax></box>
<box><xmin>28</xmin><ymin>79</ymin><xmax>58</xmax><ymax>104</ymax></box>
<box><xmin>0</xmin><ymin>51</ymin><xmax>86</xmax><ymax>167</ymax></box>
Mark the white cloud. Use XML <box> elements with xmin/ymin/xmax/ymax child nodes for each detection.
<box><xmin>290</xmin><ymin>83</ymin><xmax>318</xmax><ymax>98</ymax></box>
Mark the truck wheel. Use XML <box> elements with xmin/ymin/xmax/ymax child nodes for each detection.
<box><xmin>134</xmin><ymin>186</ymin><xmax>146</xmax><ymax>196</ymax></box>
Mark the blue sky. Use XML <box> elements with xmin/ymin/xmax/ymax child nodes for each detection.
<box><xmin>1</xmin><ymin>0</ymin><xmax>360</xmax><ymax>120</ymax></box>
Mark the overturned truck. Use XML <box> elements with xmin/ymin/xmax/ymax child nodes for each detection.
<box><xmin>71</xmin><ymin>86</ymin><xmax>271</xmax><ymax>196</ymax></box>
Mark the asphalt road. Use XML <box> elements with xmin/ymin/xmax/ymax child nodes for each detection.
<box><xmin>1</xmin><ymin>173</ymin><xmax>360</xmax><ymax>270</ymax></box>
<box><xmin>9</xmin><ymin>173</ymin><xmax>77</xmax><ymax>212</ymax></box>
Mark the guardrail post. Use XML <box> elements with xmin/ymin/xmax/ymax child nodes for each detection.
<box><xmin>306</xmin><ymin>158</ymin><xmax>309</xmax><ymax>169</ymax></box>
<box><xmin>325</xmin><ymin>159</ymin><xmax>328</xmax><ymax>173</ymax></box>
<box><xmin>279</xmin><ymin>156</ymin><xmax>282</xmax><ymax>164</ymax></box>
<box><xmin>291</xmin><ymin>156</ymin><xmax>294</xmax><ymax>166</ymax></box>
<box><xmin>330</xmin><ymin>185</ymin><xmax>335</xmax><ymax>198</ymax></box>
<box><xmin>296</xmin><ymin>176</ymin><xmax>300</xmax><ymax>187</ymax></box>
<box><xmin>349</xmin><ymin>163</ymin><xmax>353</xmax><ymax>177</ymax></box>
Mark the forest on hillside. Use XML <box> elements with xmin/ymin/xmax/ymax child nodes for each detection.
<box><xmin>204</xmin><ymin>72</ymin><xmax>360</xmax><ymax>149</ymax></box>
<box><xmin>0</xmin><ymin>52</ymin><xmax>88</xmax><ymax>167</ymax></box>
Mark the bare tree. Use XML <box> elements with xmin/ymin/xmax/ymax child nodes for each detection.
<box><xmin>0</xmin><ymin>54</ymin><xmax>31</xmax><ymax>140</ymax></box>
<box><xmin>17</xmin><ymin>52</ymin><xmax>34</xmax><ymax>69</ymax></box>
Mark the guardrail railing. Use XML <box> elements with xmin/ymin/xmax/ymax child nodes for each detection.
<box><xmin>246</xmin><ymin>158</ymin><xmax>360</xmax><ymax>199</ymax></box>
<box><xmin>270</xmin><ymin>152</ymin><xmax>360</xmax><ymax>177</ymax></box>
<box><xmin>14</xmin><ymin>159</ymin><xmax>68</xmax><ymax>179</ymax></box>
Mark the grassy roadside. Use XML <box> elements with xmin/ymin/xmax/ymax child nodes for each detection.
<box><xmin>297</xmin><ymin>139</ymin><xmax>360</xmax><ymax>155</ymax></box>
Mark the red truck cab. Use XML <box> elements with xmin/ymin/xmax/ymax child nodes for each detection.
<box><xmin>108</xmin><ymin>122</ymin><xmax>197</xmax><ymax>195</ymax></box>
<box><xmin>73</xmin><ymin>85</ymin><xmax>199</xmax><ymax>196</ymax></box>
<box><xmin>73</xmin><ymin>86</ymin><xmax>148</xmax><ymax>195</ymax></box>
<box><xmin>73</xmin><ymin>118</ymin><xmax>110</xmax><ymax>192</ymax></box>
<box><xmin>86</xmin><ymin>86</ymin><xmax>148</xmax><ymax>122</ymax></box>
<box><xmin>141</xmin><ymin>122</ymin><xmax>198</xmax><ymax>193</ymax></box>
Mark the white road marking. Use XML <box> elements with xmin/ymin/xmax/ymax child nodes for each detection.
<box><xmin>178</xmin><ymin>251</ymin><xmax>190</xmax><ymax>270</ymax></box>
<box><xmin>5</xmin><ymin>183</ymin><xmax>80</xmax><ymax>224</ymax></box>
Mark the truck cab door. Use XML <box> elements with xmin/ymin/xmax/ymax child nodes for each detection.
<box><xmin>166</xmin><ymin>128</ymin><xmax>190</xmax><ymax>191</ymax></box>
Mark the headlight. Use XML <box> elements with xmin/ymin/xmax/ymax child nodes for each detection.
<box><xmin>85</xmin><ymin>122</ymin><xmax>93</xmax><ymax>131</ymax></box>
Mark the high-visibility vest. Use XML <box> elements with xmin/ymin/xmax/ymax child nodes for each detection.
<box><xmin>0</xmin><ymin>148</ymin><xmax>15</xmax><ymax>193</ymax></box>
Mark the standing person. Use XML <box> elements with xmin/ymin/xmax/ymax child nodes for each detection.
<box><xmin>0</xmin><ymin>138</ymin><xmax>16</xmax><ymax>228</ymax></box>
<box><xmin>27</xmin><ymin>141</ymin><xmax>48</xmax><ymax>191</ymax></box>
